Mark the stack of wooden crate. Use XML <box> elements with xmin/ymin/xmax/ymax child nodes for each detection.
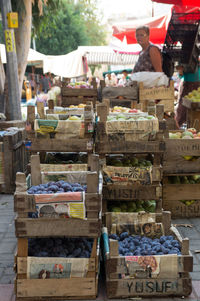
<box><xmin>95</xmin><ymin>102</ymin><xmax>164</xmax><ymax>217</ymax></box>
<box><xmin>14</xmin><ymin>100</ymin><xmax>103</xmax><ymax>300</ymax></box>
<box><xmin>0</xmin><ymin>122</ymin><xmax>29</xmax><ymax>193</ymax></box>
<box><xmin>163</xmin><ymin>130</ymin><xmax>200</xmax><ymax>217</ymax></box>
<box><xmin>14</xmin><ymin>152</ymin><xmax>102</xmax><ymax>300</ymax></box>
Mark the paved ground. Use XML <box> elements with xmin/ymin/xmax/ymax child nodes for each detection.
<box><xmin>0</xmin><ymin>194</ymin><xmax>200</xmax><ymax>301</ymax></box>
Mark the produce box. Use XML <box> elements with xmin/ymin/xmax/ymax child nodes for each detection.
<box><xmin>26</xmin><ymin>103</ymin><xmax>94</xmax><ymax>153</ymax></box>
<box><xmin>103</xmin><ymin>154</ymin><xmax>162</xmax><ymax>185</ymax></box>
<box><xmin>61</xmin><ymin>79</ymin><xmax>98</xmax><ymax>108</ymax></box>
<box><xmin>163</xmin><ymin>175</ymin><xmax>200</xmax><ymax>217</ymax></box>
<box><xmin>163</xmin><ymin>129</ymin><xmax>200</xmax><ymax>174</ymax></box>
<box><xmin>102</xmin><ymin>84</ymin><xmax>138</xmax><ymax>100</ymax></box>
<box><xmin>103</xmin><ymin>211</ymin><xmax>193</xmax><ymax>299</ymax></box>
<box><xmin>95</xmin><ymin>104</ymin><xmax>165</xmax><ymax>154</ymax></box>
<box><xmin>14</xmin><ymin>237</ymin><xmax>99</xmax><ymax>300</ymax></box>
<box><xmin>14</xmin><ymin>155</ymin><xmax>102</xmax><ymax>238</ymax></box>
<box><xmin>0</xmin><ymin>127</ymin><xmax>29</xmax><ymax>193</ymax></box>
<box><xmin>139</xmin><ymin>81</ymin><xmax>175</xmax><ymax>112</ymax></box>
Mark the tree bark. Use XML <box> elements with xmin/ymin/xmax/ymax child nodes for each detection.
<box><xmin>15</xmin><ymin>0</ymin><xmax>32</xmax><ymax>97</ymax></box>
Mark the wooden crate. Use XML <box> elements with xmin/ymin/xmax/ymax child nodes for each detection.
<box><xmin>14</xmin><ymin>155</ymin><xmax>102</xmax><ymax>238</ymax></box>
<box><xmin>61</xmin><ymin>79</ymin><xmax>98</xmax><ymax>108</ymax></box>
<box><xmin>163</xmin><ymin>175</ymin><xmax>200</xmax><ymax>217</ymax></box>
<box><xmin>14</xmin><ymin>237</ymin><xmax>99</xmax><ymax>300</ymax></box>
<box><xmin>95</xmin><ymin>103</ymin><xmax>166</xmax><ymax>154</ymax></box>
<box><xmin>0</xmin><ymin>128</ymin><xmax>29</xmax><ymax>193</ymax></box>
<box><xmin>163</xmin><ymin>199</ymin><xmax>200</xmax><ymax>218</ymax></box>
<box><xmin>182</xmin><ymin>97</ymin><xmax>200</xmax><ymax>131</ymax></box>
<box><xmin>139</xmin><ymin>81</ymin><xmax>174</xmax><ymax>112</ymax></box>
<box><xmin>26</xmin><ymin>102</ymin><xmax>94</xmax><ymax>153</ymax></box>
<box><xmin>163</xmin><ymin>133</ymin><xmax>200</xmax><ymax>173</ymax></box>
<box><xmin>103</xmin><ymin>211</ymin><xmax>193</xmax><ymax>299</ymax></box>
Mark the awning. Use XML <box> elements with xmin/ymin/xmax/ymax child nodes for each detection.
<box><xmin>0</xmin><ymin>44</ymin><xmax>46</xmax><ymax>65</ymax></box>
<box><xmin>152</xmin><ymin>0</ymin><xmax>200</xmax><ymax>7</ymax></box>
<box><xmin>112</xmin><ymin>13</ymin><xmax>172</xmax><ymax>44</ymax></box>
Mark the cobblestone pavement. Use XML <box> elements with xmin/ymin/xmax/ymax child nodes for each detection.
<box><xmin>0</xmin><ymin>194</ymin><xmax>200</xmax><ymax>301</ymax></box>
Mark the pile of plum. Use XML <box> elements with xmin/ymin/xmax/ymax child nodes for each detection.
<box><xmin>27</xmin><ymin>181</ymin><xmax>87</xmax><ymax>194</ymax></box>
<box><xmin>28</xmin><ymin>237</ymin><xmax>93</xmax><ymax>258</ymax></box>
<box><xmin>109</xmin><ymin>232</ymin><xmax>181</xmax><ymax>256</ymax></box>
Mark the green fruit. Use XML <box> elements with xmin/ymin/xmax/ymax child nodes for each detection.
<box><xmin>112</xmin><ymin>207</ymin><xmax>121</xmax><ymax>212</ymax></box>
<box><xmin>130</xmin><ymin>157</ymin><xmax>138</xmax><ymax>166</ymax></box>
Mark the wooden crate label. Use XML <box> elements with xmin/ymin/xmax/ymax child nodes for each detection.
<box><xmin>163</xmin><ymin>200</ymin><xmax>200</xmax><ymax>217</ymax></box>
<box><xmin>103</xmin><ymin>185</ymin><xmax>161</xmax><ymax>200</ymax></box>
<box><xmin>27</xmin><ymin>257</ymin><xmax>90</xmax><ymax>279</ymax></box>
<box><xmin>114</xmin><ymin>279</ymin><xmax>181</xmax><ymax>294</ymax></box>
<box><xmin>165</xmin><ymin>139</ymin><xmax>200</xmax><ymax>155</ymax></box>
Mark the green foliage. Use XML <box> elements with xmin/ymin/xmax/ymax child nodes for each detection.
<box><xmin>34</xmin><ymin>0</ymin><xmax>107</xmax><ymax>55</ymax></box>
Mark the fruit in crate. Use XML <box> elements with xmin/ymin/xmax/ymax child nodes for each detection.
<box><xmin>185</xmin><ymin>89</ymin><xmax>200</xmax><ymax>102</ymax></box>
<box><xmin>28</xmin><ymin>237</ymin><xmax>93</xmax><ymax>258</ymax></box>
<box><xmin>69</xmin><ymin>104</ymin><xmax>86</xmax><ymax>109</ymax></box>
<box><xmin>168</xmin><ymin>175</ymin><xmax>200</xmax><ymax>184</ymax></box>
<box><xmin>109</xmin><ymin>200</ymin><xmax>156</xmax><ymax>213</ymax></box>
<box><xmin>27</xmin><ymin>181</ymin><xmax>87</xmax><ymax>194</ymax></box>
<box><xmin>110</xmin><ymin>106</ymin><xmax>142</xmax><ymax>114</ymax></box>
<box><xmin>107</xmin><ymin>156</ymin><xmax>152</xmax><ymax>168</ymax></box>
<box><xmin>68</xmin><ymin>116</ymin><xmax>82</xmax><ymax>121</ymax></box>
<box><xmin>109</xmin><ymin>233</ymin><xmax>181</xmax><ymax>256</ymax></box>
<box><xmin>180</xmin><ymin>200</ymin><xmax>196</xmax><ymax>206</ymax></box>
<box><xmin>169</xmin><ymin>129</ymin><xmax>200</xmax><ymax>140</ymax></box>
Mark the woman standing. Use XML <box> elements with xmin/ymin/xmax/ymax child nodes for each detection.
<box><xmin>133</xmin><ymin>26</ymin><xmax>162</xmax><ymax>73</ymax></box>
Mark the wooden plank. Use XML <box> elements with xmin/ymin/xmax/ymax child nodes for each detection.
<box><xmin>30</xmin><ymin>155</ymin><xmax>41</xmax><ymax>186</ymax></box>
<box><xmin>14</xmin><ymin>193</ymin><xmax>101</xmax><ymax>213</ymax></box>
<box><xmin>139</xmin><ymin>81</ymin><xmax>174</xmax><ymax>101</ymax></box>
<box><xmin>103</xmin><ymin>184</ymin><xmax>162</xmax><ymax>200</ymax></box>
<box><xmin>106</xmin><ymin>277</ymin><xmax>192</xmax><ymax>298</ymax></box>
<box><xmin>107</xmin><ymin>255</ymin><xmax>193</xmax><ymax>275</ymax></box>
<box><xmin>163</xmin><ymin>199</ymin><xmax>200</xmax><ymax>218</ymax></box>
<box><xmin>15</xmin><ymin>218</ymin><xmax>101</xmax><ymax>237</ymax></box>
<box><xmin>62</xmin><ymin>87</ymin><xmax>97</xmax><ymax>97</ymax></box>
<box><xmin>163</xmin><ymin>184</ymin><xmax>200</xmax><ymax>201</ymax></box>
<box><xmin>0</xmin><ymin>120</ymin><xmax>25</xmax><ymax>129</ymax></box>
<box><xmin>16</xmin><ymin>278</ymin><xmax>96</xmax><ymax>298</ymax></box>
<box><xmin>29</xmin><ymin>138</ymin><xmax>93</xmax><ymax>152</ymax></box>
<box><xmin>27</xmin><ymin>106</ymin><xmax>35</xmax><ymax>130</ymax></box>
<box><xmin>36</xmin><ymin>102</ymin><xmax>45</xmax><ymax>119</ymax></box>
<box><xmin>164</xmin><ymin>138</ymin><xmax>200</xmax><ymax>156</ymax></box>
<box><xmin>163</xmin><ymin>153</ymin><xmax>200</xmax><ymax>174</ymax></box>
<box><xmin>96</xmin><ymin>140</ymin><xmax>165</xmax><ymax>154</ymax></box>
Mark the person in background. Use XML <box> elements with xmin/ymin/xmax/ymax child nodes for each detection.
<box><xmin>133</xmin><ymin>25</ymin><xmax>162</xmax><ymax>73</ymax></box>
<box><xmin>118</xmin><ymin>70</ymin><xmax>130</xmax><ymax>86</ymax></box>
<box><xmin>175</xmin><ymin>63</ymin><xmax>200</xmax><ymax>127</ymax></box>
<box><xmin>105</xmin><ymin>73</ymin><xmax>117</xmax><ymax>87</ymax></box>
<box><xmin>40</xmin><ymin>73</ymin><xmax>51</xmax><ymax>93</ymax></box>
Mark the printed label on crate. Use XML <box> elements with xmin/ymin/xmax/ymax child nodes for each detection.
<box><xmin>27</xmin><ymin>257</ymin><xmax>89</xmax><ymax>279</ymax></box>
<box><xmin>123</xmin><ymin>254</ymin><xmax>178</xmax><ymax>279</ymax></box>
<box><xmin>35</xmin><ymin>192</ymin><xmax>86</xmax><ymax>219</ymax></box>
<box><xmin>125</xmin><ymin>255</ymin><xmax>160</xmax><ymax>277</ymax></box>
<box><xmin>103</xmin><ymin>166</ymin><xmax>152</xmax><ymax>185</ymax></box>
<box><xmin>115</xmin><ymin>223</ymin><xmax>164</xmax><ymax>239</ymax></box>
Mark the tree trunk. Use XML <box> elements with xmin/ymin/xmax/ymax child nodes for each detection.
<box><xmin>15</xmin><ymin>0</ymin><xmax>32</xmax><ymax>97</ymax></box>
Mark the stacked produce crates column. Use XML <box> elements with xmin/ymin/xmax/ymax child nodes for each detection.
<box><xmin>95</xmin><ymin>102</ymin><xmax>164</xmax><ymax>216</ymax></box>
<box><xmin>14</xmin><ymin>153</ymin><xmax>102</xmax><ymax>300</ymax></box>
<box><xmin>163</xmin><ymin>128</ymin><xmax>200</xmax><ymax>217</ymax></box>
